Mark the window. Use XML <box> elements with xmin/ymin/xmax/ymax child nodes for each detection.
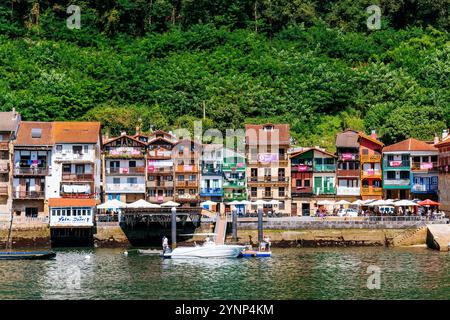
<box><xmin>127</xmin><ymin>177</ymin><xmax>137</xmax><ymax>184</ymax></box>
<box><xmin>129</xmin><ymin>161</ymin><xmax>136</xmax><ymax>167</ymax></box>
<box><xmin>83</xmin><ymin>145</ymin><xmax>89</xmax><ymax>154</ymax></box>
<box><xmin>62</xmin><ymin>164</ymin><xmax>71</xmax><ymax>173</ymax></box>
<box><xmin>263</xmin><ymin>125</ymin><xmax>274</xmax><ymax>131</ymax></box>
<box><xmin>387</xmin><ymin>171</ymin><xmax>396</xmax><ymax>179</ymax></box>
<box><xmin>31</xmin><ymin>128</ymin><xmax>42</xmax><ymax>139</ymax></box>
<box><xmin>56</xmin><ymin>145</ymin><xmax>62</xmax><ymax>153</ymax></box>
<box><xmin>189</xmin><ymin>189</ymin><xmax>196</xmax><ymax>195</ymax></box>
<box><xmin>73</xmin><ymin>146</ymin><xmax>83</xmax><ymax>155</ymax></box>
<box><xmin>400</xmin><ymin>171</ymin><xmax>409</xmax><ymax>179</ymax></box>
<box><xmin>362</xmin><ymin>149</ymin><xmax>369</xmax><ymax>155</ymax></box>
<box><xmin>167</xmin><ymin>190</ymin><xmax>173</xmax><ymax>196</ymax></box>
<box><xmin>279</xmin><ymin>187</ymin><xmax>285</xmax><ymax>197</ymax></box>
<box><xmin>113</xmin><ymin>177</ymin><xmax>121</xmax><ymax>184</ymax></box>
<box><xmin>304</xmin><ymin>180</ymin><xmax>310</xmax><ymax>187</ymax></box>
<box><xmin>178</xmin><ymin>175</ymin><xmax>184</xmax><ymax>181</ymax></box>
<box><xmin>296</xmin><ymin>180</ymin><xmax>302</xmax><ymax>187</ymax></box>
<box><xmin>148</xmin><ymin>190</ymin><xmax>156</xmax><ymax>197</ymax></box>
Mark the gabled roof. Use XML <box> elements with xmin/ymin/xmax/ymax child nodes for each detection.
<box><xmin>336</xmin><ymin>129</ymin><xmax>359</xmax><ymax>148</ymax></box>
<box><xmin>14</xmin><ymin>122</ymin><xmax>54</xmax><ymax>146</ymax></box>
<box><xmin>245</xmin><ymin>123</ymin><xmax>290</xmax><ymax>145</ymax></box>
<box><xmin>358</xmin><ymin>132</ymin><xmax>384</xmax><ymax>147</ymax></box>
<box><xmin>173</xmin><ymin>138</ymin><xmax>202</xmax><ymax>147</ymax></box>
<box><xmin>103</xmin><ymin>134</ymin><xmax>147</xmax><ymax>147</ymax></box>
<box><xmin>52</xmin><ymin>122</ymin><xmax>101</xmax><ymax>144</ymax></box>
<box><xmin>383</xmin><ymin>138</ymin><xmax>437</xmax><ymax>152</ymax></box>
<box><xmin>148</xmin><ymin>136</ymin><xmax>175</xmax><ymax>146</ymax></box>
<box><xmin>289</xmin><ymin>147</ymin><xmax>336</xmax><ymax>159</ymax></box>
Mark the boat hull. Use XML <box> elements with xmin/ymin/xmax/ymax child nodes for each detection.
<box><xmin>240</xmin><ymin>250</ymin><xmax>272</xmax><ymax>257</ymax></box>
<box><xmin>164</xmin><ymin>245</ymin><xmax>245</xmax><ymax>259</ymax></box>
<box><xmin>0</xmin><ymin>251</ymin><xmax>56</xmax><ymax>260</ymax></box>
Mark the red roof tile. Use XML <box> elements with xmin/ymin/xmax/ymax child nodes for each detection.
<box><xmin>53</xmin><ymin>122</ymin><xmax>101</xmax><ymax>144</ymax></box>
<box><xmin>14</xmin><ymin>122</ymin><xmax>54</xmax><ymax>146</ymax></box>
<box><xmin>245</xmin><ymin>123</ymin><xmax>290</xmax><ymax>145</ymax></box>
<box><xmin>383</xmin><ymin>138</ymin><xmax>437</xmax><ymax>152</ymax></box>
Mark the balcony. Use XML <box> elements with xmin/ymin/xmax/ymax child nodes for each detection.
<box><xmin>60</xmin><ymin>192</ymin><xmax>94</xmax><ymax>199</ymax></box>
<box><xmin>147</xmin><ymin>166</ymin><xmax>173</xmax><ymax>174</ymax></box>
<box><xmin>148</xmin><ymin>150</ymin><xmax>172</xmax><ymax>158</ymax></box>
<box><xmin>223</xmin><ymin>192</ymin><xmax>247</xmax><ymax>201</ymax></box>
<box><xmin>175</xmin><ymin>180</ymin><xmax>198</xmax><ymax>188</ymax></box>
<box><xmin>337</xmin><ymin>153</ymin><xmax>359</xmax><ymax>161</ymax></box>
<box><xmin>247</xmin><ymin>177</ymin><xmax>289</xmax><ymax>184</ymax></box>
<box><xmin>411</xmin><ymin>183</ymin><xmax>438</xmax><ymax>194</ymax></box>
<box><xmin>292</xmin><ymin>186</ymin><xmax>313</xmax><ymax>196</ymax></box>
<box><xmin>147</xmin><ymin>180</ymin><xmax>174</xmax><ymax>188</ymax></box>
<box><xmin>14</xmin><ymin>167</ymin><xmax>50</xmax><ymax>176</ymax></box>
<box><xmin>383</xmin><ymin>179</ymin><xmax>411</xmax><ymax>189</ymax></box>
<box><xmin>314</xmin><ymin>164</ymin><xmax>336</xmax><ymax>172</ymax></box>
<box><xmin>262</xmin><ymin>191</ymin><xmax>273</xmax><ymax>198</ymax></box>
<box><xmin>383</xmin><ymin>160</ymin><xmax>410</xmax><ymax>169</ymax></box>
<box><xmin>314</xmin><ymin>187</ymin><xmax>336</xmax><ymax>195</ymax></box>
<box><xmin>336</xmin><ymin>169</ymin><xmax>359</xmax><ymax>177</ymax></box>
<box><xmin>200</xmin><ymin>188</ymin><xmax>224</xmax><ymax>197</ymax></box>
<box><xmin>0</xmin><ymin>141</ymin><xmax>9</xmax><ymax>150</ymax></box>
<box><xmin>411</xmin><ymin>162</ymin><xmax>438</xmax><ymax>172</ymax></box>
<box><xmin>361</xmin><ymin>186</ymin><xmax>382</xmax><ymax>196</ymax></box>
<box><xmin>106</xmin><ymin>167</ymin><xmax>146</xmax><ymax>175</ymax></box>
<box><xmin>174</xmin><ymin>193</ymin><xmax>199</xmax><ymax>202</ymax></box>
<box><xmin>148</xmin><ymin>195</ymin><xmax>174</xmax><ymax>203</ymax></box>
<box><xmin>105</xmin><ymin>183</ymin><xmax>145</xmax><ymax>193</ymax></box>
<box><xmin>361</xmin><ymin>154</ymin><xmax>382</xmax><ymax>163</ymax></box>
<box><xmin>0</xmin><ymin>185</ymin><xmax>8</xmax><ymax>195</ymax></box>
<box><xmin>223</xmin><ymin>162</ymin><xmax>245</xmax><ymax>172</ymax></box>
<box><xmin>62</xmin><ymin>173</ymin><xmax>94</xmax><ymax>181</ymax></box>
<box><xmin>175</xmin><ymin>164</ymin><xmax>198</xmax><ymax>173</ymax></box>
<box><xmin>291</xmin><ymin>164</ymin><xmax>313</xmax><ymax>173</ymax></box>
<box><xmin>201</xmin><ymin>165</ymin><xmax>223</xmax><ymax>175</ymax></box>
<box><xmin>336</xmin><ymin>187</ymin><xmax>360</xmax><ymax>196</ymax></box>
<box><xmin>361</xmin><ymin>170</ymin><xmax>382</xmax><ymax>179</ymax></box>
<box><xmin>13</xmin><ymin>191</ymin><xmax>45</xmax><ymax>199</ymax></box>
<box><xmin>222</xmin><ymin>180</ymin><xmax>246</xmax><ymax>188</ymax></box>
<box><xmin>0</xmin><ymin>160</ymin><xmax>9</xmax><ymax>173</ymax></box>
<box><xmin>105</xmin><ymin>148</ymin><xmax>145</xmax><ymax>158</ymax></box>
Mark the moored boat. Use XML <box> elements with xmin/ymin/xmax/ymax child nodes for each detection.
<box><xmin>240</xmin><ymin>249</ymin><xmax>272</xmax><ymax>257</ymax></box>
<box><xmin>162</xmin><ymin>241</ymin><xmax>245</xmax><ymax>259</ymax></box>
<box><xmin>0</xmin><ymin>251</ymin><xmax>56</xmax><ymax>260</ymax></box>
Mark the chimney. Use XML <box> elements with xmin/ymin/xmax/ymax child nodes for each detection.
<box><xmin>121</xmin><ymin>131</ymin><xmax>127</xmax><ymax>136</ymax></box>
<box><xmin>12</xmin><ymin>108</ymin><xmax>17</xmax><ymax>120</ymax></box>
<box><xmin>135</xmin><ymin>126</ymin><xmax>140</xmax><ymax>136</ymax></box>
<box><xmin>443</xmin><ymin>129</ymin><xmax>449</xmax><ymax>140</ymax></box>
<box><xmin>434</xmin><ymin>134</ymin><xmax>440</xmax><ymax>145</ymax></box>
<box><xmin>370</xmin><ymin>130</ymin><xmax>377</xmax><ymax>140</ymax></box>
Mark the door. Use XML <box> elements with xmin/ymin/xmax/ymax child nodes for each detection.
<box><xmin>314</xmin><ymin>177</ymin><xmax>322</xmax><ymax>195</ymax></box>
<box><xmin>291</xmin><ymin>202</ymin><xmax>297</xmax><ymax>216</ymax></box>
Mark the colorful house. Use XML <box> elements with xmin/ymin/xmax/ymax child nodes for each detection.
<box><xmin>245</xmin><ymin>124</ymin><xmax>291</xmax><ymax>215</ymax></box>
<box><xmin>102</xmin><ymin>133</ymin><xmax>147</xmax><ymax>203</ymax></box>
<box><xmin>290</xmin><ymin>147</ymin><xmax>336</xmax><ymax>216</ymax></box>
<box><xmin>436</xmin><ymin>130</ymin><xmax>450</xmax><ymax>216</ymax></box>
<box><xmin>222</xmin><ymin>148</ymin><xmax>247</xmax><ymax>213</ymax></box>
<box><xmin>147</xmin><ymin>130</ymin><xmax>176</xmax><ymax>204</ymax></box>
<box><xmin>200</xmin><ymin>144</ymin><xmax>224</xmax><ymax>202</ymax></box>
<box><xmin>335</xmin><ymin>130</ymin><xmax>360</xmax><ymax>201</ymax></box>
<box><xmin>383</xmin><ymin>138</ymin><xmax>438</xmax><ymax>200</ymax></box>
<box><xmin>359</xmin><ymin>131</ymin><xmax>383</xmax><ymax>200</ymax></box>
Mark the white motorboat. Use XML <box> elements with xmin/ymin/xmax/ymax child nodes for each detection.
<box><xmin>162</xmin><ymin>240</ymin><xmax>245</xmax><ymax>259</ymax></box>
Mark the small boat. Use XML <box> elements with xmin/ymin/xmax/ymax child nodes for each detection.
<box><xmin>162</xmin><ymin>240</ymin><xmax>245</xmax><ymax>259</ymax></box>
<box><xmin>240</xmin><ymin>249</ymin><xmax>272</xmax><ymax>258</ymax></box>
<box><xmin>0</xmin><ymin>251</ymin><xmax>56</xmax><ymax>260</ymax></box>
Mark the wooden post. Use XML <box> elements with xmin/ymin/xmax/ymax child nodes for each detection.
<box><xmin>171</xmin><ymin>206</ymin><xmax>177</xmax><ymax>249</ymax></box>
<box><xmin>258</xmin><ymin>207</ymin><xmax>263</xmax><ymax>243</ymax></box>
<box><xmin>232</xmin><ymin>208</ymin><xmax>237</xmax><ymax>242</ymax></box>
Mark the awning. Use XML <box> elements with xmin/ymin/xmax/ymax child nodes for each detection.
<box><xmin>97</xmin><ymin>199</ymin><xmax>127</xmax><ymax>209</ymax></box>
<box><xmin>418</xmin><ymin>199</ymin><xmax>440</xmax><ymax>206</ymax></box>
<box><xmin>127</xmin><ymin>199</ymin><xmax>161</xmax><ymax>208</ymax></box>
<box><xmin>49</xmin><ymin>198</ymin><xmax>97</xmax><ymax>208</ymax></box>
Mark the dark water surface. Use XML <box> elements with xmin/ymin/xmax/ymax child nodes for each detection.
<box><xmin>0</xmin><ymin>247</ymin><xmax>448</xmax><ymax>299</ymax></box>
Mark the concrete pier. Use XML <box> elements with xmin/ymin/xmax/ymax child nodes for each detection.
<box><xmin>427</xmin><ymin>224</ymin><xmax>450</xmax><ymax>251</ymax></box>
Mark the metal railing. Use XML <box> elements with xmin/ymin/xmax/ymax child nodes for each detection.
<box><xmin>62</xmin><ymin>173</ymin><xmax>94</xmax><ymax>181</ymax></box>
<box><xmin>13</xmin><ymin>191</ymin><xmax>45</xmax><ymax>199</ymax></box>
<box><xmin>14</xmin><ymin>167</ymin><xmax>50</xmax><ymax>175</ymax></box>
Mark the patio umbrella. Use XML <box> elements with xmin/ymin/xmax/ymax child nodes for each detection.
<box><xmin>201</xmin><ymin>200</ymin><xmax>217</xmax><ymax>206</ymax></box>
<box><xmin>251</xmin><ymin>200</ymin><xmax>269</xmax><ymax>205</ymax></box>
<box><xmin>268</xmin><ymin>200</ymin><xmax>281</xmax><ymax>205</ymax></box>
<box><xmin>127</xmin><ymin>199</ymin><xmax>161</xmax><ymax>208</ymax></box>
<box><xmin>418</xmin><ymin>199</ymin><xmax>440</xmax><ymax>206</ymax></box>
<box><xmin>335</xmin><ymin>200</ymin><xmax>350</xmax><ymax>205</ymax></box>
<box><xmin>317</xmin><ymin>200</ymin><xmax>334</xmax><ymax>205</ymax></box>
<box><xmin>351</xmin><ymin>200</ymin><xmax>364</xmax><ymax>206</ymax></box>
<box><xmin>161</xmin><ymin>200</ymin><xmax>180</xmax><ymax>207</ymax></box>
<box><xmin>97</xmin><ymin>199</ymin><xmax>127</xmax><ymax>209</ymax></box>
<box><xmin>368</xmin><ymin>199</ymin><xmax>389</xmax><ymax>206</ymax></box>
<box><xmin>393</xmin><ymin>200</ymin><xmax>418</xmax><ymax>207</ymax></box>
<box><xmin>227</xmin><ymin>200</ymin><xmax>240</xmax><ymax>205</ymax></box>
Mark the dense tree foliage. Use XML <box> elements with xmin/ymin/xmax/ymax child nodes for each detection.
<box><xmin>0</xmin><ymin>1</ymin><xmax>449</xmax><ymax>149</ymax></box>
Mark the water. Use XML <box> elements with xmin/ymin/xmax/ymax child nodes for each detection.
<box><xmin>0</xmin><ymin>247</ymin><xmax>448</xmax><ymax>300</ymax></box>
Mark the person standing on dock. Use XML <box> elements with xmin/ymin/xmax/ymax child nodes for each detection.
<box><xmin>162</xmin><ymin>236</ymin><xmax>169</xmax><ymax>253</ymax></box>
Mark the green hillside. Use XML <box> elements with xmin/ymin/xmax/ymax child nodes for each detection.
<box><xmin>0</xmin><ymin>1</ymin><xmax>449</xmax><ymax>149</ymax></box>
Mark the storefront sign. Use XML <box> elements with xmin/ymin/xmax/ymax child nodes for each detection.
<box><xmin>420</xmin><ymin>162</ymin><xmax>433</xmax><ymax>170</ymax></box>
<box><xmin>341</xmin><ymin>153</ymin><xmax>354</xmax><ymax>160</ymax></box>
<box><xmin>389</xmin><ymin>161</ymin><xmax>402</xmax><ymax>167</ymax></box>
<box><xmin>298</xmin><ymin>164</ymin><xmax>309</xmax><ymax>171</ymax></box>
